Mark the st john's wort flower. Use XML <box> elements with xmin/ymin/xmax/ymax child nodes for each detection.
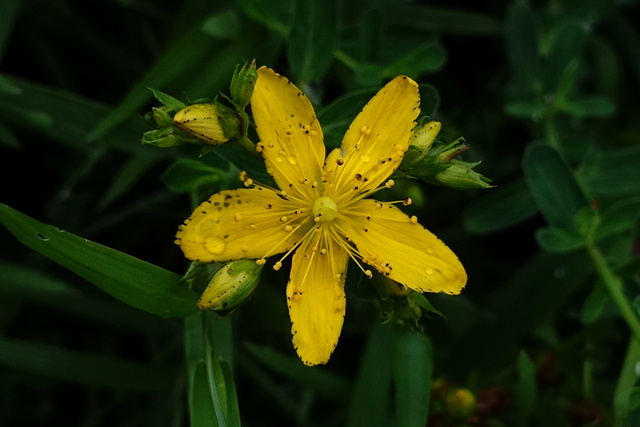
<box><xmin>175</xmin><ymin>66</ymin><xmax>467</xmax><ymax>365</ymax></box>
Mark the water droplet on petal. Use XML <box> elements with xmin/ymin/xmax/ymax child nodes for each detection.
<box><xmin>287</xmin><ymin>156</ymin><xmax>298</xmax><ymax>165</ymax></box>
<box><xmin>426</xmin><ymin>248</ymin><xmax>434</xmax><ymax>254</ymax></box>
<box><xmin>276</xmin><ymin>156</ymin><xmax>283</xmax><ymax>163</ymax></box>
<box><xmin>426</xmin><ymin>268</ymin><xmax>434</xmax><ymax>275</ymax></box>
<box><xmin>205</xmin><ymin>237</ymin><xmax>226</xmax><ymax>254</ymax></box>
<box><xmin>360</xmin><ymin>154</ymin><xmax>371</xmax><ymax>163</ymax></box>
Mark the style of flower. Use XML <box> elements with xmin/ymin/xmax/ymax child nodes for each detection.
<box><xmin>175</xmin><ymin>66</ymin><xmax>467</xmax><ymax>366</ymax></box>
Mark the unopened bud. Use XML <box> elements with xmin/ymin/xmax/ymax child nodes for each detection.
<box><xmin>230</xmin><ymin>59</ymin><xmax>257</xmax><ymax>109</ymax></box>
<box><xmin>198</xmin><ymin>259</ymin><xmax>263</xmax><ymax>313</ymax></box>
<box><xmin>173</xmin><ymin>103</ymin><xmax>237</xmax><ymax>145</ymax></box>
<box><xmin>142</xmin><ymin>127</ymin><xmax>185</xmax><ymax>148</ymax></box>
<box><xmin>433</xmin><ymin>163</ymin><xmax>493</xmax><ymax>189</ymax></box>
<box><xmin>445</xmin><ymin>388</ymin><xmax>477</xmax><ymax>419</ymax></box>
<box><xmin>411</xmin><ymin>120</ymin><xmax>441</xmax><ymax>152</ymax></box>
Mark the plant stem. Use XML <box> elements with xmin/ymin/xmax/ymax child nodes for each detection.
<box><xmin>586</xmin><ymin>243</ymin><xmax>640</xmax><ymax>344</ymax></box>
<box><xmin>613</xmin><ymin>338</ymin><xmax>640</xmax><ymax>427</ymax></box>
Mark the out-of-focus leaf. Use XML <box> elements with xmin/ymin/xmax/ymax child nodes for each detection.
<box><xmin>511</xmin><ymin>351</ymin><xmax>536</xmax><ymax>425</ymax></box>
<box><xmin>161</xmin><ymin>158</ymin><xmax>225</xmax><ymax>194</ymax></box>
<box><xmin>0</xmin><ymin>203</ymin><xmax>198</xmax><ymax>318</ymax></box>
<box><xmin>580</xmin><ymin>283</ymin><xmax>609</xmax><ymax>324</ymax></box>
<box><xmin>545</xmin><ymin>21</ymin><xmax>587</xmax><ymax>93</ymax></box>
<box><xmin>0</xmin><ymin>337</ymin><xmax>173</xmax><ymax>391</ymax></box>
<box><xmin>394</xmin><ymin>329</ymin><xmax>432</xmax><ymax>427</ymax></box>
<box><xmin>202</xmin><ymin>10</ymin><xmax>240</xmax><ymax>39</ymax></box>
<box><xmin>505</xmin><ymin>0</ymin><xmax>540</xmax><ymax>90</ymax></box>
<box><xmin>561</xmin><ymin>95</ymin><xmax>615</xmax><ymax>118</ymax></box>
<box><xmin>384</xmin><ymin>4</ymin><xmax>502</xmax><ymax>36</ymax></box>
<box><xmin>0</xmin><ymin>0</ymin><xmax>20</xmax><ymax>57</ymax></box>
<box><xmin>579</xmin><ymin>145</ymin><xmax>640</xmax><ymax>197</ymax></box>
<box><xmin>99</xmin><ymin>151</ymin><xmax>162</xmax><ymax>210</ymax></box>
<box><xmin>318</xmin><ymin>88</ymin><xmax>376</xmax><ymax>148</ymax></box>
<box><xmin>594</xmin><ymin>197</ymin><xmax>640</xmax><ymax>241</ymax></box>
<box><xmin>463</xmin><ymin>178</ymin><xmax>538</xmax><ymax>234</ymax></box>
<box><xmin>347</xmin><ymin>323</ymin><xmax>395</xmax><ymax>427</ymax></box>
<box><xmin>535</xmin><ymin>226</ymin><xmax>585</xmax><ymax>253</ymax></box>
<box><xmin>505</xmin><ymin>100</ymin><xmax>546</xmax><ymax>119</ymax></box>
<box><xmin>0</xmin><ymin>121</ymin><xmax>20</xmax><ymax>148</ymax></box>
<box><xmin>383</xmin><ymin>40</ymin><xmax>446</xmax><ymax>78</ymax></box>
<box><xmin>247</xmin><ymin>343</ymin><xmax>351</xmax><ymax>403</ymax></box>
<box><xmin>235</xmin><ymin>0</ymin><xmax>293</xmax><ymax>35</ymax></box>
<box><xmin>523</xmin><ymin>144</ymin><xmax>588</xmax><ymax>228</ymax></box>
<box><xmin>288</xmin><ymin>0</ymin><xmax>339</xmax><ymax>84</ymax></box>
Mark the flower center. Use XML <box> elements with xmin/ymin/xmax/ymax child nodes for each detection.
<box><xmin>312</xmin><ymin>196</ymin><xmax>338</xmax><ymax>222</ymax></box>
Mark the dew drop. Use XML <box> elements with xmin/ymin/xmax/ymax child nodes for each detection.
<box><xmin>287</xmin><ymin>156</ymin><xmax>298</xmax><ymax>165</ymax></box>
<box><xmin>426</xmin><ymin>248</ymin><xmax>434</xmax><ymax>254</ymax></box>
<box><xmin>360</xmin><ymin>154</ymin><xmax>371</xmax><ymax>163</ymax></box>
<box><xmin>426</xmin><ymin>268</ymin><xmax>434</xmax><ymax>275</ymax></box>
<box><xmin>205</xmin><ymin>237</ymin><xmax>226</xmax><ymax>254</ymax></box>
<box><xmin>276</xmin><ymin>156</ymin><xmax>283</xmax><ymax>163</ymax></box>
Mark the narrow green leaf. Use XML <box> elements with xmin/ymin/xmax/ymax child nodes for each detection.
<box><xmin>535</xmin><ymin>226</ymin><xmax>585</xmax><ymax>253</ymax></box>
<box><xmin>0</xmin><ymin>337</ymin><xmax>173</xmax><ymax>391</ymax></box>
<box><xmin>523</xmin><ymin>144</ymin><xmax>588</xmax><ymax>228</ymax></box>
<box><xmin>512</xmin><ymin>351</ymin><xmax>536</xmax><ymax>425</ymax></box>
<box><xmin>246</xmin><ymin>343</ymin><xmax>351</xmax><ymax>403</ymax></box>
<box><xmin>235</xmin><ymin>0</ymin><xmax>292</xmax><ymax>35</ymax></box>
<box><xmin>347</xmin><ymin>323</ymin><xmax>395</xmax><ymax>427</ymax></box>
<box><xmin>579</xmin><ymin>144</ymin><xmax>640</xmax><ymax>196</ymax></box>
<box><xmin>580</xmin><ymin>283</ymin><xmax>609</xmax><ymax>324</ymax></box>
<box><xmin>595</xmin><ymin>197</ymin><xmax>640</xmax><ymax>241</ymax></box>
<box><xmin>0</xmin><ymin>0</ymin><xmax>20</xmax><ymax>58</ymax></box>
<box><xmin>562</xmin><ymin>95</ymin><xmax>615</xmax><ymax>118</ymax></box>
<box><xmin>505</xmin><ymin>0</ymin><xmax>540</xmax><ymax>89</ymax></box>
<box><xmin>545</xmin><ymin>21</ymin><xmax>586</xmax><ymax>93</ymax></box>
<box><xmin>394</xmin><ymin>329</ymin><xmax>432</xmax><ymax>427</ymax></box>
<box><xmin>191</xmin><ymin>361</ymin><xmax>220</xmax><ymax>427</ymax></box>
<box><xmin>463</xmin><ymin>178</ymin><xmax>538</xmax><ymax>234</ymax></box>
<box><xmin>288</xmin><ymin>0</ymin><xmax>339</xmax><ymax>83</ymax></box>
<box><xmin>0</xmin><ymin>203</ymin><xmax>198</xmax><ymax>318</ymax></box>
<box><xmin>99</xmin><ymin>151</ymin><xmax>161</xmax><ymax>210</ymax></box>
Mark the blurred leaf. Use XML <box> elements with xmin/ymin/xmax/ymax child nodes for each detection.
<box><xmin>511</xmin><ymin>351</ymin><xmax>536</xmax><ymax>425</ymax></box>
<box><xmin>594</xmin><ymin>197</ymin><xmax>640</xmax><ymax>241</ymax></box>
<box><xmin>347</xmin><ymin>323</ymin><xmax>395</xmax><ymax>427</ymax></box>
<box><xmin>580</xmin><ymin>283</ymin><xmax>609</xmax><ymax>324</ymax></box>
<box><xmin>561</xmin><ymin>95</ymin><xmax>615</xmax><ymax>118</ymax></box>
<box><xmin>202</xmin><ymin>10</ymin><xmax>240</xmax><ymax>39</ymax></box>
<box><xmin>0</xmin><ymin>121</ymin><xmax>21</xmax><ymax>148</ymax></box>
<box><xmin>523</xmin><ymin>144</ymin><xmax>588</xmax><ymax>228</ymax></box>
<box><xmin>384</xmin><ymin>4</ymin><xmax>502</xmax><ymax>36</ymax></box>
<box><xmin>318</xmin><ymin>88</ymin><xmax>376</xmax><ymax>148</ymax></box>
<box><xmin>235</xmin><ymin>0</ymin><xmax>293</xmax><ymax>35</ymax></box>
<box><xmin>0</xmin><ymin>337</ymin><xmax>173</xmax><ymax>391</ymax></box>
<box><xmin>505</xmin><ymin>100</ymin><xmax>546</xmax><ymax>119</ymax></box>
<box><xmin>505</xmin><ymin>0</ymin><xmax>540</xmax><ymax>91</ymax></box>
<box><xmin>0</xmin><ymin>203</ymin><xmax>198</xmax><ymax>318</ymax></box>
<box><xmin>246</xmin><ymin>343</ymin><xmax>351</xmax><ymax>403</ymax></box>
<box><xmin>463</xmin><ymin>178</ymin><xmax>538</xmax><ymax>234</ymax></box>
<box><xmin>419</xmin><ymin>84</ymin><xmax>440</xmax><ymax>118</ymax></box>
<box><xmin>545</xmin><ymin>21</ymin><xmax>587</xmax><ymax>93</ymax></box>
<box><xmin>535</xmin><ymin>226</ymin><xmax>585</xmax><ymax>253</ymax></box>
<box><xmin>383</xmin><ymin>40</ymin><xmax>446</xmax><ymax>78</ymax></box>
<box><xmin>578</xmin><ymin>145</ymin><xmax>640</xmax><ymax>197</ymax></box>
<box><xmin>613</xmin><ymin>339</ymin><xmax>640</xmax><ymax>426</ymax></box>
<box><xmin>0</xmin><ymin>0</ymin><xmax>20</xmax><ymax>58</ymax></box>
<box><xmin>394</xmin><ymin>329</ymin><xmax>432</xmax><ymax>427</ymax></box>
<box><xmin>99</xmin><ymin>152</ymin><xmax>162</xmax><ymax>210</ymax></box>
<box><xmin>288</xmin><ymin>0</ymin><xmax>339</xmax><ymax>84</ymax></box>
<box><xmin>161</xmin><ymin>158</ymin><xmax>225</xmax><ymax>194</ymax></box>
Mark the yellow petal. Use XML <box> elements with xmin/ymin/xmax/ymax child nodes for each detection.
<box><xmin>252</xmin><ymin>67</ymin><xmax>325</xmax><ymax>200</ymax></box>
<box><xmin>287</xmin><ymin>230</ymin><xmax>349</xmax><ymax>366</ymax></box>
<box><xmin>324</xmin><ymin>76</ymin><xmax>420</xmax><ymax>203</ymax></box>
<box><xmin>175</xmin><ymin>188</ymin><xmax>311</xmax><ymax>263</ymax></box>
<box><xmin>340</xmin><ymin>199</ymin><xmax>466</xmax><ymax>294</ymax></box>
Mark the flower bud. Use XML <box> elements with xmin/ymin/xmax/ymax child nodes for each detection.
<box><xmin>433</xmin><ymin>163</ymin><xmax>493</xmax><ymax>189</ymax></box>
<box><xmin>141</xmin><ymin>127</ymin><xmax>185</xmax><ymax>148</ymax></box>
<box><xmin>445</xmin><ymin>388</ymin><xmax>477</xmax><ymax>419</ymax></box>
<box><xmin>411</xmin><ymin>120</ymin><xmax>441</xmax><ymax>152</ymax></box>
<box><xmin>198</xmin><ymin>259</ymin><xmax>263</xmax><ymax>313</ymax></box>
<box><xmin>230</xmin><ymin>59</ymin><xmax>257</xmax><ymax>109</ymax></box>
<box><xmin>173</xmin><ymin>103</ymin><xmax>238</xmax><ymax>145</ymax></box>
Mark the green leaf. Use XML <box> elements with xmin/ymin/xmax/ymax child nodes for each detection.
<box><xmin>580</xmin><ymin>283</ymin><xmax>609</xmax><ymax>324</ymax></box>
<box><xmin>505</xmin><ymin>0</ymin><xmax>540</xmax><ymax>90</ymax></box>
<box><xmin>512</xmin><ymin>351</ymin><xmax>536</xmax><ymax>425</ymax></box>
<box><xmin>235</xmin><ymin>0</ymin><xmax>292</xmax><ymax>35</ymax></box>
<box><xmin>347</xmin><ymin>323</ymin><xmax>395</xmax><ymax>427</ymax></box>
<box><xmin>578</xmin><ymin>145</ymin><xmax>640</xmax><ymax>197</ymax></box>
<box><xmin>535</xmin><ymin>226</ymin><xmax>585</xmax><ymax>253</ymax></box>
<box><xmin>0</xmin><ymin>337</ymin><xmax>173</xmax><ymax>390</ymax></box>
<box><xmin>463</xmin><ymin>178</ymin><xmax>538</xmax><ymax>234</ymax></box>
<box><xmin>201</xmin><ymin>10</ymin><xmax>240</xmax><ymax>40</ymax></box>
<box><xmin>247</xmin><ymin>343</ymin><xmax>351</xmax><ymax>403</ymax></box>
<box><xmin>0</xmin><ymin>0</ymin><xmax>20</xmax><ymax>57</ymax></box>
<box><xmin>318</xmin><ymin>88</ymin><xmax>376</xmax><ymax>148</ymax></box>
<box><xmin>545</xmin><ymin>21</ymin><xmax>586</xmax><ymax>93</ymax></box>
<box><xmin>383</xmin><ymin>41</ymin><xmax>446</xmax><ymax>78</ymax></box>
<box><xmin>0</xmin><ymin>203</ymin><xmax>198</xmax><ymax>318</ymax></box>
<box><xmin>595</xmin><ymin>197</ymin><xmax>640</xmax><ymax>241</ymax></box>
<box><xmin>523</xmin><ymin>144</ymin><xmax>588</xmax><ymax>228</ymax></box>
<box><xmin>561</xmin><ymin>95</ymin><xmax>615</xmax><ymax>118</ymax></box>
<box><xmin>99</xmin><ymin>152</ymin><xmax>162</xmax><ymax>210</ymax></box>
<box><xmin>287</xmin><ymin>0</ymin><xmax>339</xmax><ymax>83</ymax></box>
<box><xmin>394</xmin><ymin>329</ymin><xmax>432</xmax><ymax>427</ymax></box>
<box><xmin>161</xmin><ymin>158</ymin><xmax>225</xmax><ymax>194</ymax></box>
<box><xmin>505</xmin><ymin>100</ymin><xmax>546</xmax><ymax>119</ymax></box>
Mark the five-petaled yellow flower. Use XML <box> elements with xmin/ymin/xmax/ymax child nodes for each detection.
<box><xmin>175</xmin><ymin>67</ymin><xmax>467</xmax><ymax>366</ymax></box>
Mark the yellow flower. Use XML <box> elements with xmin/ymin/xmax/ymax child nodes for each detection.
<box><xmin>175</xmin><ymin>67</ymin><xmax>467</xmax><ymax>366</ymax></box>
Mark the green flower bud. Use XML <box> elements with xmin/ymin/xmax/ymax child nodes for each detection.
<box><xmin>445</xmin><ymin>388</ymin><xmax>477</xmax><ymax>419</ymax></box>
<box><xmin>141</xmin><ymin>127</ymin><xmax>186</xmax><ymax>148</ymax></box>
<box><xmin>173</xmin><ymin>103</ymin><xmax>238</xmax><ymax>145</ymax></box>
<box><xmin>411</xmin><ymin>120</ymin><xmax>441</xmax><ymax>152</ymax></box>
<box><xmin>198</xmin><ymin>259</ymin><xmax>263</xmax><ymax>313</ymax></box>
<box><xmin>432</xmin><ymin>163</ymin><xmax>493</xmax><ymax>189</ymax></box>
<box><xmin>230</xmin><ymin>59</ymin><xmax>257</xmax><ymax>109</ymax></box>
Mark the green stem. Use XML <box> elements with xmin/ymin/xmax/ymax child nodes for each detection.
<box><xmin>586</xmin><ymin>244</ymin><xmax>640</xmax><ymax>344</ymax></box>
<box><xmin>236</xmin><ymin>136</ymin><xmax>258</xmax><ymax>155</ymax></box>
<box><xmin>543</xmin><ymin>111</ymin><xmax>561</xmax><ymax>151</ymax></box>
<box><xmin>334</xmin><ymin>49</ymin><xmax>358</xmax><ymax>70</ymax></box>
<box><xmin>613</xmin><ymin>338</ymin><xmax>640</xmax><ymax>427</ymax></box>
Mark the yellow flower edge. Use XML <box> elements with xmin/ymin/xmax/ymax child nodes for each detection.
<box><xmin>176</xmin><ymin>66</ymin><xmax>467</xmax><ymax>366</ymax></box>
